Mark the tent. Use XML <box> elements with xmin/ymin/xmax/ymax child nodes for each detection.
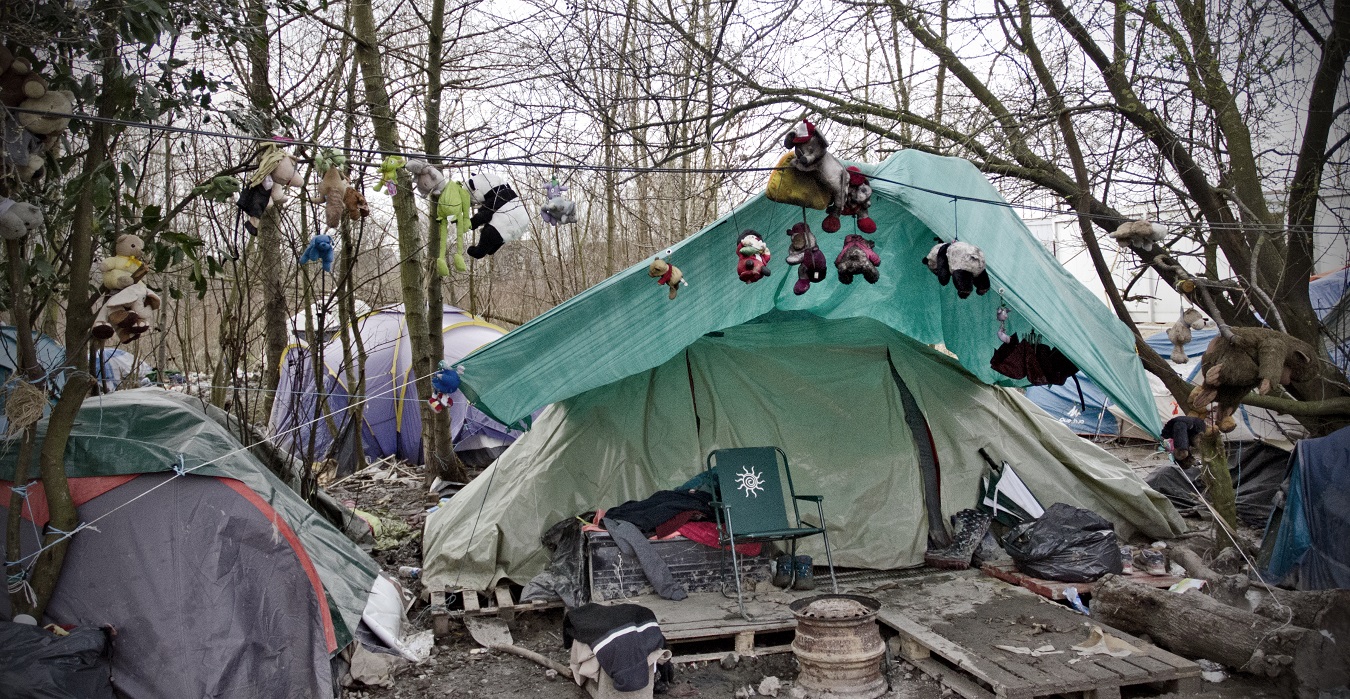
<box><xmin>1263</xmin><ymin>425</ymin><xmax>1350</xmax><ymax>590</ymax></box>
<box><xmin>0</xmin><ymin>326</ymin><xmax>66</xmax><ymax>435</ymax></box>
<box><xmin>422</xmin><ymin>149</ymin><xmax>1184</xmax><ymax>593</ymax></box>
<box><xmin>0</xmin><ymin>389</ymin><xmax>381</xmax><ymax>698</ymax></box>
<box><xmin>269</xmin><ymin>304</ymin><xmax>522</xmax><ymax>468</ymax></box>
<box><xmin>92</xmin><ymin>347</ymin><xmax>152</xmax><ymax>392</ymax></box>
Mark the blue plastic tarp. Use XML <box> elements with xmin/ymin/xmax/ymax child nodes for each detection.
<box><xmin>1264</xmin><ymin>426</ymin><xmax>1350</xmax><ymax>589</ymax></box>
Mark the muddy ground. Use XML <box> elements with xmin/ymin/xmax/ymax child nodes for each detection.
<box><xmin>330</xmin><ymin>441</ymin><xmax>1295</xmax><ymax>699</ymax></box>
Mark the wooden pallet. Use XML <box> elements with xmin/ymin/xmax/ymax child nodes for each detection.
<box><xmin>877</xmin><ymin>608</ymin><xmax>1202</xmax><ymax>699</ymax></box>
<box><xmin>600</xmin><ymin>590</ymin><xmax>804</xmax><ymax>663</ymax></box>
<box><xmin>429</xmin><ymin>583</ymin><xmax>564</xmax><ymax>637</ymax></box>
<box><xmin>980</xmin><ymin>562</ymin><xmax>1186</xmax><ymax>602</ymax></box>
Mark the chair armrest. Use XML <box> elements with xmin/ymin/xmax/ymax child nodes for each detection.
<box><xmin>793</xmin><ymin>495</ymin><xmax>824</xmax><ymax>502</ymax></box>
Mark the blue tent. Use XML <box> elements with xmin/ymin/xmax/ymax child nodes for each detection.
<box><xmin>0</xmin><ymin>327</ymin><xmax>66</xmax><ymax>434</ymax></box>
<box><xmin>1264</xmin><ymin>426</ymin><xmax>1350</xmax><ymax>589</ymax></box>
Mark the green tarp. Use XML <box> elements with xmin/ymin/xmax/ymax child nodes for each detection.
<box><xmin>0</xmin><ymin>389</ymin><xmax>379</xmax><ymax>651</ymax></box>
<box><xmin>458</xmin><ymin>149</ymin><xmax>1160</xmax><ymax>437</ymax></box>
<box><xmin>424</xmin><ymin>315</ymin><xmax>1184</xmax><ymax>592</ymax></box>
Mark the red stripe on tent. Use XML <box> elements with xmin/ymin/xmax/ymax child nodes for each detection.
<box><xmin>221</xmin><ymin>478</ymin><xmax>338</xmax><ymax>653</ymax></box>
<box><xmin>0</xmin><ymin>475</ymin><xmax>138</xmax><ymax>527</ymax></box>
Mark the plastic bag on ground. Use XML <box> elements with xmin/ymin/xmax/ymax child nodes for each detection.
<box><xmin>1003</xmin><ymin>502</ymin><xmax>1124</xmax><ymax>583</ymax></box>
<box><xmin>0</xmin><ymin>621</ymin><xmax>113</xmax><ymax>698</ymax></box>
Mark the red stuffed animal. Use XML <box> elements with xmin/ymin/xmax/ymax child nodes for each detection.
<box><xmin>823</xmin><ymin>167</ymin><xmax>877</xmax><ymax>234</ymax></box>
<box><xmin>736</xmin><ymin>231</ymin><xmax>772</xmax><ymax>283</ymax></box>
<box><xmin>835</xmin><ymin>233</ymin><xmax>881</xmax><ymax>284</ymax></box>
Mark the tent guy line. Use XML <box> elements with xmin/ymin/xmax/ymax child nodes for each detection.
<box><xmin>1</xmin><ymin>365</ymin><xmax>442</xmax><ymax>574</ymax></box>
<box><xmin>9</xmin><ymin>105</ymin><xmax>1347</xmax><ymax>234</ymax></box>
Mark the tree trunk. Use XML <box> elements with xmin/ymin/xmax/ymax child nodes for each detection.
<box><xmin>4</xmin><ymin>237</ymin><xmax>40</xmax><ymax>616</ymax></box>
<box><xmin>1196</xmin><ymin>430</ymin><xmax>1238</xmax><ymax>552</ymax></box>
<box><xmin>1092</xmin><ymin>575</ymin><xmax>1346</xmax><ymax>691</ymax></box>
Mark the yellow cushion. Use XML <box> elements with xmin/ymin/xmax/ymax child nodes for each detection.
<box><xmin>765</xmin><ymin>152</ymin><xmax>833</xmax><ymax>211</ymax></box>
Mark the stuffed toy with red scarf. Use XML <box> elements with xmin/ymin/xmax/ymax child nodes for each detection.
<box><xmin>649</xmin><ymin>255</ymin><xmax>686</xmax><ymax>300</ymax></box>
<box><xmin>835</xmin><ymin>233</ymin><xmax>880</xmax><ymax>284</ymax></box>
<box><xmin>736</xmin><ymin>231</ymin><xmax>771</xmax><ymax>283</ymax></box>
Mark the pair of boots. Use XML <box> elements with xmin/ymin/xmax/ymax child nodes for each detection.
<box><xmin>771</xmin><ymin>554</ymin><xmax>815</xmax><ymax>590</ymax></box>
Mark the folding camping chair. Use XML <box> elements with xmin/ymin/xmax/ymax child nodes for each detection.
<box><xmin>705</xmin><ymin>447</ymin><xmax>837</xmax><ymax>618</ymax></box>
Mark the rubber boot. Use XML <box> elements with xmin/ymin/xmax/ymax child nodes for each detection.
<box><xmin>792</xmin><ymin>555</ymin><xmax>815</xmax><ymax>591</ymax></box>
<box><xmin>771</xmin><ymin>554</ymin><xmax>794</xmax><ymax>588</ymax></box>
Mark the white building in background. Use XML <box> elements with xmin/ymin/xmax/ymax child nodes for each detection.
<box><xmin>1020</xmin><ymin>193</ymin><xmax>1349</xmax><ymax>325</ymax></box>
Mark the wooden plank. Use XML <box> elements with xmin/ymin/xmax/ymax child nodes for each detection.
<box><xmin>734</xmin><ymin>632</ymin><xmax>754</xmax><ymax>655</ymax></box>
<box><xmin>1083</xmin><ymin>685</ymin><xmax>1121</xmax><ymax>699</ymax></box>
<box><xmin>876</xmin><ymin>609</ymin><xmax>1035</xmax><ymax>699</ymax></box>
<box><xmin>1089</xmin><ymin>656</ymin><xmax>1153</xmax><ymax>683</ymax></box>
<box><xmin>979</xmin><ymin>563</ymin><xmax>1183</xmax><ymax>601</ymax></box>
<box><xmin>1113</xmin><ymin>653</ymin><xmax>1185</xmax><ymax>681</ymax></box>
<box><xmin>661</xmin><ymin>618</ymin><xmax>795</xmax><ymax>641</ymax></box>
<box><xmin>429</xmin><ymin>589</ymin><xmax>451</xmax><ymax>639</ymax></box>
<box><xmin>461</xmin><ymin>589</ymin><xmax>481</xmax><ymax>613</ymax></box>
<box><xmin>494</xmin><ymin>584</ymin><xmax>516</xmax><ymax>624</ymax></box>
<box><xmin>672</xmin><ymin>644</ymin><xmax>793</xmax><ymax>665</ymax></box>
<box><xmin>909</xmin><ymin>656</ymin><xmax>996</xmax><ymax>699</ymax></box>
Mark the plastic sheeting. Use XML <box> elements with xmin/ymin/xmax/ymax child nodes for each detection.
<box><xmin>0</xmin><ymin>622</ymin><xmax>112</xmax><ymax>698</ymax></box>
<box><xmin>0</xmin><ymin>389</ymin><xmax>380</xmax><ymax>656</ymax></box>
<box><xmin>423</xmin><ymin>315</ymin><xmax>1184</xmax><ymax>593</ymax></box>
<box><xmin>269</xmin><ymin>304</ymin><xmax>522</xmax><ymax>466</ymax></box>
<box><xmin>456</xmin><ymin>150</ymin><xmax>1159</xmax><ymax>437</ymax></box>
<box><xmin>1264</xmin><ymin>426</ymin><xmax>1350</xmax><ymax>590</ymax></box>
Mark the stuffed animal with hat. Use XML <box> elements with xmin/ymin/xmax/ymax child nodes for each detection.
<box><xmin>540</xmin><ymin>179</ymin><xmax>577</xmax><ymax>225</ymax></box>
<box><xmin>1166</xmin><ymin>308</ymin><xmax>1206</xmax><ymax>364</ymax></box>
<box><xmin>1110</xmin><ymin>220</ymin><xmax>1166</xmax><ymax>251</ymax></box>
<box><xmin>835</xmin><ymin>233</ymin><xmax>881</xmax><ymax>284</ymax></box>
<box><xmin>823</xmin><ymin>166</ymin><xmax>877</xmax><ymax>234</ymax></box>
<box><xmin>299</xmin><ymin>233</ymin><xmax>335</xmax><ymax>273</ymax></box>
<box><xmin>428</xmin><ymin>360</ymin><xmax>461</xmax><ymax>413</ymax></box>
<box><xmin>465</xmin><ymin>172</ymin><xmax>529</xmax><ymax>258</ymax></box>
<box><xmin>92</xmin><ymin>282</ymin><xmax>160</xmax><ymax>343</ymax></box>
<box><xmin>649</xmin><ymin>255</ymin><xmax>686</xmax><ymax>300</ymax></box>
<box><xmin>736</xmin><ymin>230</ymin><xmax>772</xmax><ymax>284</ymax></box>
<box><xmin>785</xmin><ymin>222</ymin><xmax>827</xmax><ymax>295</ymax></box>
<box><xmin>922</xmin><ymin>241</ymin><xmax>990</xmax><ymax>298</ymax></box>
<box><xmin>101</xmin><ymin>234</ymin><xmax>146</xmax><ymax>291</ymax></box>
<box><xmin>0</xmin><ymin>199</ymin><xmax>42</xmax><ymax>240</ymax></box>
<box><xmin>783</xmin><ymin>121</ymin><xmax>851</xmax><ymax>226</ymax></box>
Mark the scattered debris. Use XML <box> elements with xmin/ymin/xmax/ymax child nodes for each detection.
<box><xmin>1197</xmin><ymin>658</ymin><xmax>1228</xmax><ymax>683</ymax></box>
<box><xmin>994</xmin><ymin>644</ymin><xmax>1062</xmax><ymax>656</ymax></box>
<box><xmin>1071</xmin><ymin>625</ymin><xmax>1140</xmax><ymax>657</ymax></box>
<box><xmin>757</xmin><ymin>675</ymin><xmax>781</xmax><ymax>697</ymax></box>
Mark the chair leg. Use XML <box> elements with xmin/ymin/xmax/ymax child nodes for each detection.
<box><xmin>725</xmin><ymin>509</ymin><xmax>748</xmax><ymax>620</ymax></box>
<box><xmin>816</xmin><ymin>500</ymin><xmax>838</xmax><ymax>593</ymax></box>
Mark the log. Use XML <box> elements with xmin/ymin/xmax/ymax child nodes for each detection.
<box><xmin>487</xmin><ymin>643</ymin><xmax>574</xmax><ymax>679</ymax></box>
<box><xmin>1091</xmin><ymin>574</ymin><xmax>1347</xmax><ymax>693</ymax></box>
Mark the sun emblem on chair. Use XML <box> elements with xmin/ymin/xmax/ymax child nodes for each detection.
<box><xmin>735</xmin><ymin>466</ymin><xmax>765</xmax><ymax>498</ymax></box>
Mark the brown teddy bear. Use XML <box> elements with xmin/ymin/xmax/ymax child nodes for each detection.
<box><xmin>1188</xmin><ymin>327</ymin><xmax>1317</xmax><ymax>431</ymax></box>
<box><xmin>649</xmin><ymin>256</ymin><xmax>686</xmax><ymax>300</ymax></box>
<box><xmin>313</xmin><ymin>166</ymin><xmax>347</xmax><ymax>229</ymax></box>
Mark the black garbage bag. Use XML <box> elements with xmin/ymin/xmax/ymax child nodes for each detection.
<box><xmin>0</xmin><ymin>622</ymin><xmax>113</xmax><ymax>698</ymax></box>
<box><xmin>520</xmin><ymin>516</ymin><xmax>588</xmax><ymax>608</ymax></box>
<box><xmin>1003</xmin><ymin>503</ymin><xmax>1123</xmax><ymax>583</ymax></box>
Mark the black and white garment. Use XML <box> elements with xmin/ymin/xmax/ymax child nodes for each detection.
<box><xmin>465</xmin><ymin>172</ymin><xmax>529</xmax><ymax>258</ymax></box>
<box><xmin>564</xmin><ymin>603</ymin><xmax>668</xmax><ymax>692</ymax></box>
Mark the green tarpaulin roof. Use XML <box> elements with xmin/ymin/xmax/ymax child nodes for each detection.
<box><xmin>459</xmin><ymin>149</ymin><xmax>1159</xmax><ymax>437</ymax></box>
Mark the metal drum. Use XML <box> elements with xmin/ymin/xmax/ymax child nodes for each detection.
<box><xmin>789</xmin><ymin>594</ymin><xmax>887</xmax><ymax>699</ymax></box>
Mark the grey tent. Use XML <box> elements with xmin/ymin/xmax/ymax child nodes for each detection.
<box><xmin>0</xmin><ymin>389</ymin><xmax>381</xmax><ymax>698</ymax></box>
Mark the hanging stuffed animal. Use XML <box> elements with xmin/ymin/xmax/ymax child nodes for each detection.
<box><xmin>783</xmin><ymin>121</ymin><xmax>851</xmax><ymax>222</ymax></box>
<box><xmin>736</xmin><ymin>230</ymin><xmax>772</xmax><ymax>283</ymax></box>
<box><xmin>313</xmin><ymin>166</ymin><xmax>347</xmax><ymax>229</ymax></box>
<box><xmin>1166</xmin><ymin>308</ymin><xmax>1206</xmax><ymax>364</ymax></box>
<box><xmin>835</xmin><ymin>234</ymin><xmax>881</xmax><ymax>284</ymax></box>
<box><xmin>0</xmin><ymin>47</ymin><xmax>71</xmax><ymax>182</ymax></box>
<box><xmin>1161</xmin><ymin>416</ymin><xmax>1208</xmax><ymax>467</ymax></box>
<box><xmin>1110</xmin><ymin>220</ymin><xmax>1167</xmax><ymax>251</ymax></box>
<box><xmin>649</xmin><ymin>255</ymin><xmax>686</xmax><ymax>300</ymax></box>
<box><xmin>404</xmin><ymin>159</ymin><xmax>447</xmax><ymax>199</ymax></box>
<box><xmin>922</xmin><ymin>241</ymin><xmax>990</xmax><ymax>299</ymax></box>
<box><xmin>465</xmin><ymin>172</ymin><xmax>529</xmax><ymax>258</ymax></box>
<box><xmin>540</xmin><ymin>179</ymin><xmax>577</xmax><ymax>225</ymax></box>
<box><xmin>344</xmin><ymin>186</ymin><xmax>370</xmax><ymax>221</ymax></box>
<box><xmin>101</xmin><ymin>234</ymin><xmax>146</xmax><ymax>290</ymax></box>
<box><xmin>786</xmin><ymin>223</ymin><xmax>828</xmax><ymax>296</ymax></box>
<box><xmin>238</xmin><ymin>145</ymin><xmax>305</xmax><ymax>233</ymax></box>
<box><xmin>299</xmin><ymin>233</ymin><xmax>335</xmax><ymax>273</ymax></box>
<box><xmin>765</xmin><ymin>152</ymin><xmax>834</xmax><ymax>211</ymax></box>
<box><xmin>433</xmin><ymin>181</ymin><xmax>473</xmax><ymax>275</ymax></box>
<box><xmin>428</xmin><ymin>360</ymin><xmax>461</xmax><ymax>413</ymax></box>
<box><xmin>1188</xmin><ymin>327</ymin><xmax>1317</xmax><ymax>432</ymax></box>
<box><xmin>92</xmin><ymin>283</ymin><xmax>160</xmax><ymax>343</ymax></box>
<box><xmin>376</xmin><ymin>156</ymin><xmax>405</xmax><ymax>196</ymax></box>
<box><xmin>823</xmin><ymin>166</ymin><xmax>877</xmax><ymax>234</ymax></box>
<box><xmin>996</xmin><ymin>306</ymin><xmax>1011</xmax><ymax>344</ymax></box>
<box><xmin>0</xmin><ymin>199</ymin><xmax>42</xmax><ymax>240</ymax></box>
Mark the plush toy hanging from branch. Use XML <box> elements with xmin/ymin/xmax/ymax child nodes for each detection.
<box><xmin>237</xmin><ymin>144</ymin><xmax>305</xmax><ymax>234</ymax></box>
<box><xmin>376</xmin><ymin>156</ymin><xmax>405</xmax><ymax>196</ymax></box>
<box><xmin>767</xmin><ymin>121</ymin><xmax>881</xmax><ymax>235</ymax></box>
<box><xmin>835</xmin><ymin>233</ymin><xmax>880</xmax><ymax>284</ymax></box>
<box><xmin>540</xmin><ymin>178</ymin><xmax>577</xmax><ymax>225</ymax></box>
<box><xmin>736</xmin><ymin>230</ymin><xmax>771</xmax><ymax>283</ymax></box>
<box><xmin>1110</xmin><ymin>219</ymin><xmax>1167</xmax><ymax>251</ymax></box>
<box><xmin>823</xmin><ymin>166</ymin><xmax>877</xmax><ymax>234</ymax></box>
<box><xmin>0</xmin><ymin>198</ymin><xmax>43</xmax><ymax>240</ymax></box>
<box><xmin>428</xmin><ymin>360</ymin><xmax>461</xmax><ymax>413</ymax></box>
<box><xmin>785</xmin><ymin>222</ymin><xmax>827</xmax><ymax>295</ymax></box>
<box><xmin>299</xmin><ymin>233</ymin><xmax>335</xmax><ymax>273</ymax></box>
<box><xmin>91</xmin><ymin>234</ymin><xmax>160</xmax><ymax>343</ymax></box>
<box><xmin>1188</xmin><ymin>327</ymin><xmax>1317</xmax><ymax>433</ymax></box>
<box><xmin>649</xmin><ymin>251</ymin><xmax>686</xmax><ymax>300</ymax></box>
<box><xmin>1166</xmin><ymin>308</ymin><xmax>1206</xmax><ymax>364</ymax></box>
<box><xmin>311</xmin><ymin>149</ymin><xmax>369</xmax><ymax>229</ymax></box>
<box><xmin>402</xmin><ymin>159</ymin><xmax>471</xmax><ymax>276</ymax></box>
<box><xmin>0</xmin><ymin>46</ymin><xmax>74</xmax><ymax>183</ymax></box>
<box><xmin>466</xmin><ymin>172</ymin><xmax>529</xmax><ymax>258</ymax></box>
<box><xmin>922</xmin><ymin>241</ymin><xmax>990</xmax><ymax>299</ymax></box>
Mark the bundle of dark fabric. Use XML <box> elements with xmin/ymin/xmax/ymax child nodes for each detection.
<box><xmin>564</xmin><ymin>603</ymin><xmax>672</xmax><ymax>693</ymax></box>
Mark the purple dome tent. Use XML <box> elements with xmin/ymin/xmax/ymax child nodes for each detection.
<box><xmin>269</xmin><ymin>304</ymin><xmax>520</xmax><ymax>468</ymax></box>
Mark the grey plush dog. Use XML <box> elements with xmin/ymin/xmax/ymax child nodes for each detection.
<box><xmin>784</xmin><ymin>121</ymin><xmax>851</xmax><ymax>213</ymax></box>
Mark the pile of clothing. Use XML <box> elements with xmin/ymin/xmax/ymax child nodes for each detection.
<box><xmin>564</xmin><ymin>603</ymin><xmax>672</xmax><ymax>694</ymax></box>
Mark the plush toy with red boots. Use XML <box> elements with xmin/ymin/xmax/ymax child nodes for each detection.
<box><xmin>736</xmin><ymin>231</ymin><xmax>771</xmax><ymax>283</ymax></box>
<box><xmin>835</xmin><ymin>233</ymin><xmax>880</xmax><ymax>284</ymax></box>
<box><xmin>785</xmin><ymin>222</ymin><xmax>827</xmax><ymax>295</ymax></box>
<box><xmin>822</xmin><ymin>166</ymin><xmax>877</xmax><ymax>234</ymax></box>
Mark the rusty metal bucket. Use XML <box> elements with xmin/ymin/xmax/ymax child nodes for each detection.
<box><xmin>790</xmin><ymin>594</ymin><xmax>886</xmax><ymax>699</ymax></box>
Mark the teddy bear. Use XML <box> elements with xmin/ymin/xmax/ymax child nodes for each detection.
<box><xmin>783</xmin><ymin>120</ymin><xmax>851</xmax><ymax>220</ymax></box>
<box><xmin>823</xmin><ymin>166</ymin><xmax>877</xmax><ymax>234</ymax></box>
<box><xmin>404</xmin><ymin>159</ymin><xmax>448</xmax><ymax>199</ymax></box>
<box><xmin>922</xmin><ymin>241</ymin><xmax>990</xmax><ymax>298</ymax></box>
<box><xmin>649</xmin><ymin>256</ymin><xmax>686</xmax><ymax>300</ymax></box>
<box><xmin>785</xmin><ymin>222</ymin><xmax>828</xmax><ymax>295</ymax></box>
<box><xmin>17</xmin><ymin>89</ymin><xmax>74</xmax><ymax>137</ymax></box>
<box><xmin>1110</xmin><ymin>220</ymin><xmax>1167</xmax><ymax>251</ymax></box>
<box><xmin>427</xmin><ymin>360</ymin><xmax>461</xmax><ymax>413</ymax></box>
<box><xmin>299</xmin><ymin>233</ymin><xmax>335</xmax><ymax>273</ymax></box>
<box><xmin>92</xmin><ymin>283</ymin><xmax>160</xmax><ymax>343</ymax></box>
<box><xmin>465</xmin><ymin>172</ymin><xmax>529</xmax><ymax>258</ymax></box>
<box><xmin>1166</xmin><ymin>308</ymin><xmax>1206</xmax><ymax>364</ymax></box>
<box><xmin>1188</xmin><ymin>327</ymin><xmax>1318</xmax><ymax>431</ymax></box>
<box><xmin>540</xmin><ymin>179</ymin><xmax>577</xmax><ymax>225</ymax></box>
<box><xmin>267</xmin><ymin>149</ymin><xmax>305</xmax><ymax>204</ymax></box>
<box><xmin>101</xmin><ymin>234</ymin><xmax>145</xmax><ymax>290</ymax></box>
<box><xmin>835</xmin><ymin>234</ymin><xmax>881</xmax><ymax>284</ymax></box>
<box><xmin>313</xmin><ymin>166</ymin><xmax>347</xmax><ymax>229</ymax></box>
<box><xmin>238</xmin><ymin>146</ymin><xmax>305</xmax><ymax>233</ymax></box>
<box><xmin>344</xmin><ymin>186</ymin><xmax>370</xmax><ymax>221</ymax></box>
<box><xmin>736</xmin><ymin>230</ymin><xmax>772</xmax><ymax>284</ymax></box>
<box><xmin>0</xmin><ymin>199</ymin><xmax>42</xmax><ymax>240</ymax></box>
<box><xmin>0</xmin><ymin>47</ymin><xmax>47</xmax><ymax>109</ymax></box>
